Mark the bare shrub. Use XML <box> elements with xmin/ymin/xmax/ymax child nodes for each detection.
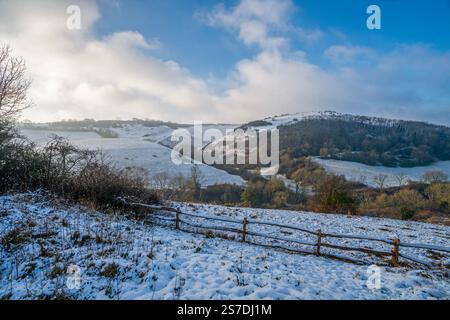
<box><xmin>361</xmin><ymin>188</ymin><xmax>426</xmax><ymax>219</ymax></box>
<box><xmin>0</xmin><ymin>136</ymin><xmax>158</xmax><ymax>209</ymax></box>
<box><xmin>373</xmin><ymin>174</ymin><xmax>388</xmax><ymax>191</ymax></box>
<box><xmin>426</xmin><ymin>183</ymin><xmax>450</xmax><ymax>211</ymax></box>
<box><xmin>311</xmin><ymin>175</ymin><xmax>356</xmax><ymax>214</ymax></box>
<box><xmin>422</xmin><ymin>171</ymin><xmax>448</xmax><ymax>184</ymax></box>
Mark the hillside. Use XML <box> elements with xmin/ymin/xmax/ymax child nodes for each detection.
<box><xmin>241</xmin><ymin>111</ymin><xmax>450</xmax><ymax>168</ymax></box>
<box><xmin>22</xmin><ymin>111</ymin><xmax>450</xmax><ymax>169</ymax></box>
<box><xmin>20</xmin><ymin>112</ymin><xmax>450</xmax><ymax>194</ymax></box>
<box><xmin>1</xmin><ymin>193</ymin><xmax>449</xmax><ymax>300</ymax></box>
<box><xmin>21</xmin><ymin>126</ymin><xmax>245</xmax><ymax>188</ymax></box>
<box><xmin>314</xmin><ymin>158</ymin><xmax>450</xmax><ymax>188</ymax></box>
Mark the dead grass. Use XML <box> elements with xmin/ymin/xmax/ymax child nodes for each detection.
<box><xmin>1</xmin><ymin>226</ymin><xmax>31</xmax><ymax>248</ymax></box>
<box><xmin>100</xmin><ymin>263</ymin><xmax>119</xmax><ymax>278</ymax></box>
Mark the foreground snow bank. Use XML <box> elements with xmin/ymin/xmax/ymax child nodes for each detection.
<box><xmin>0</xmin><ymin>193</ymin><xmax>449</xmax><ymax>300</ymax></box>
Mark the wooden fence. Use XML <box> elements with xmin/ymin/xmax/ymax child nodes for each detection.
<box><xmin>123</xmin><ymin>201</ymin><xmax>450</xmax><ymax>268</ymax></box>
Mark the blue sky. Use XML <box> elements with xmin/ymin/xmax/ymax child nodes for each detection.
<box><xmin>94</xmin><ymin>0</ymin><xmax>450</xmax><ymax>77</ymax></box>
<box><xmin>95</xmin><ymin>0</ymin><xmax>259</xmax><ymax>77</ymax></box>
<box><xmin>0</xmin><ymin>0</ymin><xmax>449</xmax><ymax>124</ymax></box>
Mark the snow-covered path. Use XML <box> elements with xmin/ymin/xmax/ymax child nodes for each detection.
<box><xmin>0</xmin><ymin>194</ymin><xmax>449</xmax><ymax>300</ymax></box>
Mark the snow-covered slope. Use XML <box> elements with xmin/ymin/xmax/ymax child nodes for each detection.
<box><xmin>314</xmin><ymin>158</ymin><xmax>450</xmax><ymax>188</ymax></box>
<box><xmin>20</xmin><ymin>113</ymin><xmax>450</xmax><ymax>188</ymax></box>
<box><xmin>207</xmin><ymin>111</ymin><xmax>405</xmax><ymax>158</ymax></box>
<box><xmin>116</xmin><ymin>124</ymin><xmax>174</xmax><ymax>143</ymax></box>
<box><xmin>1</xmin><ymin>193</ymin><xmax>449</xmax><ymax>300</ymax></box>
<box><xmin>215</xmin><ymin>111</ymin><xmax>450</xmax><ymax>185</ymax></box>
<box><xmin>244</xmin><ymin>111</ymin><xmax>403</xmax><ymax>130</ymax></box>
<box><xmin>21</xmin><ymin>128</ymin><xmax>245</xmax><ymax>187</ymax></box>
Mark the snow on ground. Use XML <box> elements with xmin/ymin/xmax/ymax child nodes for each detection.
<box><xmin>21</xmin><ymin>129</ymin><xmax>245</xmax><ymax>187</ymax></box>
<box><xmin>1</xmin><ymin>193</ymin><xmax>449</xmax><ymax>300</ymax></box>
<box><xmin>247</xmin><ymin>111</ymin><xmax>402</xmax><ymax>130</ymax></box>
<box><xmin>172</xmin><ymin>203</ymin><xmax>450</xmax><ymax>267</ymax></box>
<box><xmin>314</xmin><ymin>158</ymin><xmax>450</xmax><ymax>188</ymax></box>
<box><xmin>276</xmin><ymin>175</ymin><xmax>298</xmax><ymax>193</ymax></box>
<box><xmin>115</xmin><ymin>124</ymin><xmax>174</xmax><ymax>143</ymax></box>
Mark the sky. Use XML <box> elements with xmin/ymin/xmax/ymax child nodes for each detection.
<box><xmin>0</xmin><ymin>0</ymin><xmax>449</xmax><ymax>125</ymax></box>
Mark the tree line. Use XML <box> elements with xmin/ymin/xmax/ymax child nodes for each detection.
<box><xmin>278</xmin><ymin>117</ymin><xmax>450</xmax><ymax>167</ymax></box>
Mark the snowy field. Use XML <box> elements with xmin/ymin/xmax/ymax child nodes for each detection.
<box><xmin>1</xmin><ymin>193</ymin><xmax>449</xmax><ymax>300</ymax></box>
<box><xmin>21</xmin><ymin>128</ymin><xmax>245</xmax><ymax>187</ymax></box>
<box><xmin>314</xmin><ymin>158</ymin><xmax>450</xmax><ymax>188</ymax></box>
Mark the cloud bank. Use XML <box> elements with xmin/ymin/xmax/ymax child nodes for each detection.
<box><xmin>0</xmin><ymin>0</ymin><xmax>449</xmax><ymax>125</ymax></box>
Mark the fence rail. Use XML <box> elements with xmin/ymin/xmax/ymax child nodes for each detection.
<box><xmin>124</xmin><ymin>201</ymin><xmax>449</xmax><ymax>268</ymax></box>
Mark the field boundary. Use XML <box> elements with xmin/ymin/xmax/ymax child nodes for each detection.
<box><xmin>123</xmin><ymin>200</ymin><xmax>450</xmax><ymax>268</ymax></box>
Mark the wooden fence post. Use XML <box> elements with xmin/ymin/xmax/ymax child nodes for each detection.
<box><xmin>390</xmin><ymin>238</ymin><xmax>400</xmax><ymax>267</ymax></box>
<box><xmin>242</xmin><ymin>218</ymin><xmax>249</xmax><ymax>242</ymax></box>
<box><xmin>316</xmin><ymin>230</ymin><xmax>322</xmax><ymax>256</ymax></box>
<box><xmin>175</xmin><ymin>209</ymin><xmax>180</xmax><ymax>230</ymax></box>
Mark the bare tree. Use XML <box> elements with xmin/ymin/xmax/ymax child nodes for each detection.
<box><xmin>422</xmin><ymin>171</ymin><xmax>448</xmax><ymax>184</ymax></box>
<box><xmin>373</xmin><ymin>174</ymin><xmax>388</xmax><ymax>191</ymax></box>
<box><xmin>151</xmin><ymin>172</ymin><xmax>171</xmax><ymax>199</ymax></box>
<box><xmin>395</xmin><ymin>172</ymin><xmax>407</xmax><ymax>186</ymax></box>
<box><xmin>190</xmin><ymin>165</ymin><xmax>204</xmax><ymax>190</ymax></box>
<box><xmin>0</xmin><ymin>44</ymin><xmax>31</xmax><ymax>119</ymax></box>
<box><xmin>152</xmin><ymin>172</ymin><xmax>171</xmax><ymax>190</ymax></box>
<box><xmin>170</xmin><ymin>175</ymin><xmax>188</xmax><ymax>192</ymax></box>
<box><xmin>359</xmin><ymin>174</ymin><xmax>367</xmax><ymax>186</ymax></box>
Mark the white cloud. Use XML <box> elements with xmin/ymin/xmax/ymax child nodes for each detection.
<box><xmin>215</xmin><ymin>50</ymin><xmax>351</xmax><ymax>120</ymax></box>
<box><xmin>0</xmin><ymin>0</ymin><xmax>449</xmax><ymax>125</ymax></box>
<box><xmin>297</xmin><ymin>28</ymin><xmax>325</xmax><ymax>45</ymax></box>
<box><xmin>200</xmin><ymin>0</ymin><xmax>293</xmax><ymax>50</ymax></box>
<box><xmin>105</xmin><ymin>31</ymin><xmax>161</xmax><ymax>50</ymax></box>
<box><xmin>0</xmin><ymin>0</ymin><xmax>220</xmax><ymax>122</ymax></box>
<box><xmin>324</xmin><ymin>45</ymin><xmax>375</xmax><ymax>63</ymax></box>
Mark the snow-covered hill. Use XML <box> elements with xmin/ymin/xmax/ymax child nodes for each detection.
<box><xmin>21</xmin><ymin>112</ymin><xmax>450</xmax><ymax>188</ymax></box>
<box><xmin>1</xmin><ymin>193</ymin><xmax>449</xmax><ymax>300</ymax></box>
<box><xmin>21</xmin><ymin>128</ymin><xmax>245</xmax><ymax>187</ymax></box>
<box><xmin>243</xmin><ymin>111</ymin><xmax>404</xmax><ymax>130</ymax></box>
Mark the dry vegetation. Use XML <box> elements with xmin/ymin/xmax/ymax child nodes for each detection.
<box><xmin>0</xmin><ymin>193</ymin><xmax>162</xmax><ymax>300</ymax></box>
<box><xmin>281</xmin><ymin>154</ymin><xmax>450</xmax><ymax>224</ymax></box>
<box><xmin>0</xmin><ymin>44</ymin><xmax>157</xmax><ymax>210</ymax></box>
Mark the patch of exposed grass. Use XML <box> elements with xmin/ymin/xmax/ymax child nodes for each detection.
<box><xmin>100</xmin><ymin>263</ymin><xmax>119</xmax><ymax>278</ymax></box>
